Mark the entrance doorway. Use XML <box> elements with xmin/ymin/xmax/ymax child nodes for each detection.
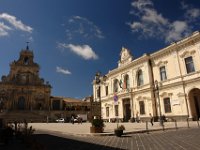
<box><xmin>18</xmin><ymin>96</ymin><xmax>25</xmax><ymax>110</ymax></box>
<box><xmin>123</xmin><ymin>98</ymin><xmax>131</xmax><ymax>122</ymax></box>
<box><xmin>188</xmin><ymin>88</ymin><xmax>200</xmax><ymax>120</ymax></box>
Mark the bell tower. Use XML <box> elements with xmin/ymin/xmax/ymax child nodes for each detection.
<box><xmin>0</xmin><ymin>44</ymin><xmax>51</xmax><ymax>117</ymax></box>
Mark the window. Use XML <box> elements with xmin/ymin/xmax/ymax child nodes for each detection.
<box><xmin>137</xmin><ymin>70</ymin><xmax>143</xmax><ymax>86</ymax></box>
<box><xmin>124</xmin><ymin>74</ymin><xmax>130</xmax><ymax>89</ymax></box>
<box><xmin>105</xmin><ymin>86</ymin><xmax>108</xmax><ymax>96</ymax></box>
<box><xmin>52</xmin><ymin>100</ymin><xmax>60</xmax><ymax>110</ymax></box>
<box><xmin>113</xmin><ymin>79</ymin><xmax>118</xmax><ymax>92</ymax></box>
<box><xmin>139</xmin><ymin>101</ymin><xmax>145</xmax><ymax>115</ymax></box>
<box><xmin>160</xmin><ymin>66</ymin><xmax>167</xmax><ymax>81</ymax></box>
<box><xmin>97</xmin><ymin>87</ymin><xmax>101</xmax><ymax>98</ymax></box>
<box><xmin>115</xmin><ymin>105</ymin><xmax>119</xmax><ymax>116</ymax></box>
<box><xmin>164</xmin><ymin>98</ymin><xmax>171</xmax><ymax>113</ymax></box>
<box><xmin>106</xmin><ymin>107</ymin><xmax>109</xmax><ymax>117</ymax></box>
<box><xmin>185</xmin><ymin>56</ymin><xmax>195</xmax><ymax>73</ymax></box>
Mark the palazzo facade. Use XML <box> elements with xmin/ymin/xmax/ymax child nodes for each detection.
<box><xmin>93</xmin><ymin>31</ymin><xmax>200</xmax><ymax>122</ymax></box>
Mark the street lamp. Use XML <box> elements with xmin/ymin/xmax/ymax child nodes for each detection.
<box><xmin>94</xmin><ymin>71</ymin><xmax>102</xmax><ymax>119</ymax></box>
<box><xmin>154</xmin><ymin>80</ymin><xmax>163</xmax><ymax>126</ymax></box>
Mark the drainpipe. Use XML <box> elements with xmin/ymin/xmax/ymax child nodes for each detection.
<box><xmin>148</xmin><ymin>59</ymin><xmax>158</xmax><ymax>119</ymax></box>
<box><xmin>176</xmin><ymin>50</ymin><xmax>189</xmax><ymax>118</ymax></box>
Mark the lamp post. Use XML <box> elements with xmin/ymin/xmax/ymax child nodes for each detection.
<box><xmin>95</xmin><ymin>71</ymin><xmax>101</xmax><ymax>119</ymax></box>
<box><xmin>154</xmin><ymin>80</ymin><xmax>163</xmax><ymax>126</ymax></box>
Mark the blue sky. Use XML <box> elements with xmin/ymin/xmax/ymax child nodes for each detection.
<box><xmin>0</xmin><ymin>0</ymin><xmax>200</xmax><ymax>99</ymax></box>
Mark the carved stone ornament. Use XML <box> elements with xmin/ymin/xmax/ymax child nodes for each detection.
<box><xmin>180</xmin><ymin>50</ymin><xmax>196</xmax><ymax>58</ymax></box>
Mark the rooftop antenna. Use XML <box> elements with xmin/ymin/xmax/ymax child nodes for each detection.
<box><xmin>26</xmin><ymin>41</ymin><xmax>29</xmax><ymax>50</ymax></box>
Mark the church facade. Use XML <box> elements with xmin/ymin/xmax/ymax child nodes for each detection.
<box><xmin>0</xmin><ymin>47</ymin><xmax>51</xmax><ymax>112</ymax></box>
<box><xmin>0</xmin><ymin>46</ymin><xmax>52</xmax><ymax>122</ymax></box>
<box><xmin>0</xmin><ymin>46</ymin><xmax>91</xmax><ymax>122</ymax></box>
<box><xmin>93</xmin><ymin>31</ymin><xmax>200</xmax><ymax>122</ymax></box>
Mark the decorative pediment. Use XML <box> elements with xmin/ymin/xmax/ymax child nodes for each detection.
<box><xmin>180</xmin><ymin>50</ymin><xmax>196</xmax><ymax>58</ymax></box>
<box><xmin>118</xmin><ymin>47</ymin><xmax>133</xmax><ymax>67</ymax></box>
<box><xmin>156</xmin><ymin>60</ymin><xmax>168</xmax><ymax>67</ymax></box>
<box><xmin>104</xmin><ymin>103</ymin><xmax>112</xmax><ymax>107</ymax></box>
<box><xmin>160</xmin><ymin>92</ymin><xmax>173</xmax><ymax>97</ymax></box>
<box><xmin>136</xmin><ymin>96</ymin><xmax>151</xmax><ymax>100</ymax></box>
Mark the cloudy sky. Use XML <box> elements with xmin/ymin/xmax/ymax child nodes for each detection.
<box><xmin>0</xmin><ymin>0</ymin><xmax>200</xmax><ymax>99</ymax></box>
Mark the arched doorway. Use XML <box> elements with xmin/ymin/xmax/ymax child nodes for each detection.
<box><xmin>18</xmin><ymin>96</ymin><xmax>25</xmax><ymax>110</ymax></box>
<box><xmin>188</xmin><ymin>88</ymin><xmax>200</xmax><ymax>120</ymax></box>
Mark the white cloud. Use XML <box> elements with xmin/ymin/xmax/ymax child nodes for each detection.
<box><xmin>141</xmin><ymin>9</ymin><xmax>168</xmax><ymax>25</ymax></box>
<box><xmin>56</xmin><ymin>66</ymin><xmax>71</xmax><ymax>75</ymax></box>
<box><xmin>131</xmin><ymin>0</ymin><xmax>153</xmax><ymax>9</ymax></box>
<box><xmin>0</xmin><ymin>13</ymin><xmax>33</xmax><ymax>38</ymax></box>
<box><xmin>181</xmin><ymin>1</ymin><xmax>200</xmax><ymax>21</ymax></box>
<box><xmin>166</xmin><ymin>21</ymin><xmax>189</xmax><ymax>42</ymax></box>
<box><xmin>0</xmin><ymin>22</ymin><xmax>12</xmax><ymax>37</ymax></box>
<box><xmin>128</xmin><ymin>0</ymin><xmax>199</xmax><ymax>43</ymax></box>
<box><xmin>187</xmin><ymin>8</ymin><xmax>200</xmax><ymax>18</ymax></box>
<box><xmin>0</xmin><ymin>13</ymin><xmax>33</xmax><ymax>33</ymax></box>
<box><xmin>64</xmin><ymin>16</ymin><xmax>104</xmax><ymax>40</ymax></box>
<box><xmin>58</xmin><ymin>43</ymin><xmax>98</xmax><ymax>60</ymax></box>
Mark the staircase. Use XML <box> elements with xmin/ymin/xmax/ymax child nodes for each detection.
<box><xmin>0</xmin><ymin>110</ymin><xmax>48</xmax><ymax>123</ymax></box>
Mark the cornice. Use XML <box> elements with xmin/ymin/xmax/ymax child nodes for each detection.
<box><xmin>107</xmin><ymin>54</ymin><xmax>150</xmax><ymax>77</ymax></box>
<box><xmin>150</xmin><ymin>31</ymin><xmax>200</xmax><ymax>60</ymax></box>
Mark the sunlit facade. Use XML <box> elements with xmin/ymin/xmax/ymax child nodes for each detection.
<box><xmin>93</xmin><ymin>31</ymin><xmax>200</xmax><ymax>122</ymax></box>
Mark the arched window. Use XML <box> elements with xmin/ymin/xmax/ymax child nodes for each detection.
<box><xmin>113</xmin><ymin>79</ymin><xmax>118</xmax><ymax>93</ymax></box>
<box><xmin>124</xmin><ymin>74</ymin><xmax>130</xmax><ymax>89</ymax></box>
<box><xmin>137</xmin><ymin>70</ymin><xmax>143</xmax><ymax>86</ymax></box>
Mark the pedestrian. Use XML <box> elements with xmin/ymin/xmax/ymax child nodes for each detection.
<box><xmin>149</xmin><ymin>113</ymin><xmax>153</xmax><ymax>126</ymax></box>
<box><xmin>71</xmin><ymin>116</ymin><xmax>74</xmax><ymax>124</ymax></box>
<box><xmin>136</xmin><ymin>111</ymin><xmax>140</xmax><ymax>123</ymax></box>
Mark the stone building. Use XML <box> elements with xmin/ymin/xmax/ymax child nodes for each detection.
<box><xmin>0</xmin><ymin>46</ymin><xmax>90</xmax><ymax>122</ymax></box>
<box><xmin>0</xmin><ymin>46</ymin><xmax>51</xmax><ymax>121</ymax></box>
<box><xmin>50</xmin><ymin>96</ymin><xmax>92</xmax><ymax>122</ymax></box>
<box><xmin>93</xmin><ymin>31</ymin><xmax>200</xmax><ymax>122</ymax></box>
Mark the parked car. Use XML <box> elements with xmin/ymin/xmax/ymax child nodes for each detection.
<box><xmin>56</xmin><ymin>118</ymin><xmax>65</xmax><ymax>123</ymax></box>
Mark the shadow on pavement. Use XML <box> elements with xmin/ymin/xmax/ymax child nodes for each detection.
<box><xmin>1</xmin><ymin>134</ymin><xmax>124</xmax><ymax>150</ymax></box>
<box><xmin>32</xmin><ymin>134</ymin><xmax>123</xmax><ymax>150</ymax></box>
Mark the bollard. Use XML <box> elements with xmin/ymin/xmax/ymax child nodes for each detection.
<box><xmin>175</xmin><ymin>120</ymin><xmax>178</xmax><ymax>130</ymax></box>
<box><xmin>146</xmin><ymin>121</ymin><xmax>149</xmax><ymax>134</ymax></box>
<box><xmin>162</xmin><ymin>123</ymin><xmax>165</xmax><ymax>131</ymax></box>
<box><xmin>187</xmin><ymin>118</ymin><xmax>190</xmax><ymax>128</ymax></box>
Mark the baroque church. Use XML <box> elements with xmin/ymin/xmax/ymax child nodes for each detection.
<box><xmin>93</xmin><ymin>31</ymin><xmax>200</xmax><ymax>122</ymax></box>
<box><xmin>0</xmin><ymin>46</ymin><xmax>51</xmax><ymax>121</ymax></box>
<box><xmin>0</xmin><ymin>46</ymin><xmax>91</xmax><ymax>122</ymax></box>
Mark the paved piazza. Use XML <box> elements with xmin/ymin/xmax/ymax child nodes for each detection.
<box><xmin>34</xmin><ymin>128</ymin><xmax>200</xmax><ymax>150</ymax></box>
<box><xmin>27</xmin><ymin>122</ymin><xmax>200</xmax><ymax>150</ymax></box>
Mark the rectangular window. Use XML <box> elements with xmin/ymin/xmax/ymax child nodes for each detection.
<box><xmin>97</xmin><ymin>87</ymin><xmax>101</xmax><ymax>98</ymax></box>
<box><xmin>185</xmin><ymin>56</ymin><xmax>195</xmax><ymax>73</ymax></box>
<box><xmin>160</xmin><ymin>66</ymin><xmax>167</xmax><ymax>81</ymax></box>
<box><xmin>139</xmin><ymin>101</ymin><xmax>145</xmax><ymax>115</ymax></box>
<box><xmin>105</xmin><ymin>86</ymin><xmax>108</xmax><ymax>96</ymax></box>
<box><xmin>106</xmin><ymin>107</ymin><xmax>109</xmax><ymax>117</ymax></box>
<box><xmin>115</xmin><ymin>105</ymin><xmax>119</xmax><ymax>116</ymax></box>
<box><xmin>52</xmin><ymin>100</ymin><xmax>60</xmax><ymax>110</ymax></box>
<box><xmin>164</xmin><ymin>98</ymin><xmax>171</xmax><ymax>113</ymax></box>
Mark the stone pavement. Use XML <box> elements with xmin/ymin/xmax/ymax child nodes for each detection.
<box><xmin>29</xmin><ymin>121</ymin><xmax>200</xmax><ymax>136</ymax></box>
<box><xmin>2</xmin><ymin>121</ymin><xmax>199</xmax><ymax>150</ymax></box>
